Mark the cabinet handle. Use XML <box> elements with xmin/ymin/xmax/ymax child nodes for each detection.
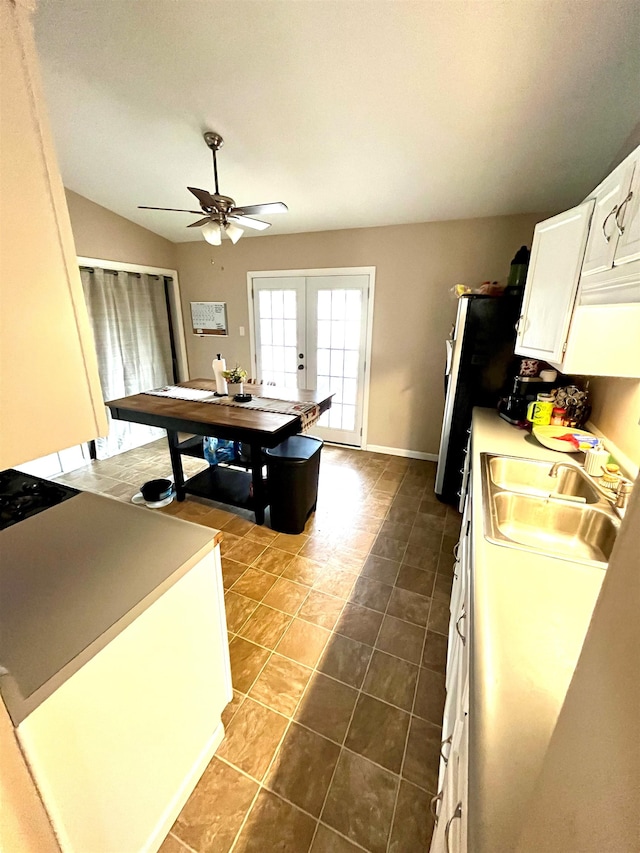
<box><xmin>440</xmin><ymin>734</ymin><xmax>453</xmax><ymax>764</ymax></box>
<box><xmin>602</xmin><ymin>205</ymin><xmax>619</xmax><ymax>243</ymax></box>
<box><xmin>456</xmin><ymin>608</ymin><xmax>467</xmax><ymax>645</ymax></box>
<box><xmin>430</xmin><ymin>791</ymin><xmax>443</xmax><ymax>824</ymax></box>
<box><xmin>453</xmin><ymin>542</ymin><xmax>460</xmax><ymax>560</ymax></box>
<box><xmin>615</xmin><ymin>191</ymin><xmax>633</xmax><ymax>236</ymax></box>
<box><xmin>445</xmin><ymin>802</ymin><xmax>463</xmax><ymax>853</ymax></box>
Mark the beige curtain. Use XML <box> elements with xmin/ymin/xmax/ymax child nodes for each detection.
<box><xmin>81</xmin><ymin>268</ymin><xmax>173</xmax><ymax>459</ymax></box>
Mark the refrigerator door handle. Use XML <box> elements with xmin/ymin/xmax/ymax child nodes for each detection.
<box><xmin>445</xmin><ymin>339</ymin><xmax>454</xmax><ymax>376</ymax></box>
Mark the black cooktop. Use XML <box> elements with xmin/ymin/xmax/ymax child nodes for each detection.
<box><xmin>0</xmin><ymin>469</ymin><xmax>80</xmax><ymax>531</ymax></box>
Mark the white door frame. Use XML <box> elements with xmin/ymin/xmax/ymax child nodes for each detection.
<box><xmin>77</xmin><ymin>257</ymin><xmax>190</xmax><ymax>381</ymax></box>
<box><xmin>247</xmin><ymin>267</ymin><xmax>376</xmax><ymax>448</ymax></box>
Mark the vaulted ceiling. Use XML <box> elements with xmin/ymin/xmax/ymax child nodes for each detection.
<box><xmin>35</xmin><ymin>0</ymin><xmax>640</xmax><ymax>242</ymax></box>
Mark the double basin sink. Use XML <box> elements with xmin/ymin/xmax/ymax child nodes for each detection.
<box><xmin>481</xmin><ymin>454</ymin><xmax>620</xmax><ymax>568</ymax></box>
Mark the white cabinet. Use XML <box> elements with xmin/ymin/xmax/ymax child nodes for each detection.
<box><xmin>431</xmin><ymin>491</ymin><xmax>471</xmax><ymax>853</ymax></box>
<box><xmin>514</xmin><ymin>143</ymin><xmax>640</xmax><ymax>377</ymax></box>
<box><xmin>514</xmin><ymin>202</ymin><xmax>594</xmax><ymax>364</ymax></box>
<box><xmin>581</xmin><ymin>150</ymin><xmax>639</xmax><ymax>274</ymax></box>
<box><xmin>0</xmin><ymin>0</ymin><xmax>107</xmax><ymax>470</ymax></box>
<box><xmin>614</xmin><ymin>156</ymin><xmax>640</xmax><ymax>265</ymax></box>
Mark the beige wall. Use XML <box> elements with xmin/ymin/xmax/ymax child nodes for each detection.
<box><xmin>175</xmin><ymin>214</ymin><xmax>545</xmax><ymax>454</ymax></box>
<box><xmin>63</xmin><ymin>190</ymin><xmax>640</xmax><ymax>463</ymax></box>
<box><xmin>589</xmin><ymin>377</ymin><xmax>640</xmax><ymax>467</ymax></box>
<box><xmin>65</xmin><ymin>189</ymin><xmax>177</xmax><ymax>270</ymax></box>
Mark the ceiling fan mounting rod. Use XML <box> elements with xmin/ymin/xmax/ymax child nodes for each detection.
<box><xmin>204</xmin><ymin>131</ymin><xmax>223</xmax><ymax>197</ymax></box>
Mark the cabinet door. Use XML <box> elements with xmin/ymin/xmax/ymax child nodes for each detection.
<box><xmin>430</xmin><ymin>718</ymin><xmax>466</xmax><ymax>853</ymax></box>
<box><xmin>582</xmin><ymin>162</ymin><xmax>634</xmax><ymax>275</ymax></box>
<box><xmin>613</xmin><ymin>158</ymin><xmax>640</xmax><ymax>266</ymax></box>
<box><xmin>515</xmin><ymin>202</ymin><xmax>594</xmax><ymax>364</ymax></box>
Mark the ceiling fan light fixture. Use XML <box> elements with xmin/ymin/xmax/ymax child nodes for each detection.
<box><xmin>201</xmin><ymin>220</ymin><xmax>222</xmax><ymax>245</ymax></box>
<box><xmin>225</xmin><ymin>221</ymin><xmax>244</xmax><ymax>244</ymax></box>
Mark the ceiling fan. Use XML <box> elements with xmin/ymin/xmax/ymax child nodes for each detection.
<box><xmin>138</xmin><ymin>131</ymin><xmax>288</xmax><ymax>245</ymax></box>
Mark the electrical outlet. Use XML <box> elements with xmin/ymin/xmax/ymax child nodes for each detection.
<box><xmin>239</xmin><ymin>326</ymin><xmax>245</xmax><ymax>336</ymax></box>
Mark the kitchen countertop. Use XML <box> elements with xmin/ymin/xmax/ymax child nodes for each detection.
<box><xmin>469</xmin><ymin>409</ymin><xmax>608</xmax><ymax>852</ymax></box>
<box><xmin>0</xmin><ymin>492</ymin><xmax>220</xmax><ymax>726</ymax></box>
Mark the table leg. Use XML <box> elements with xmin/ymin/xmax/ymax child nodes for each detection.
<box><xmin>167</xmin><ymin>431</ymin><xmax>186</xmax><ymax>501</ymax></box>
<box><xmin>250</xmin><ymin>440</ymin><xmax>266</xmax><ymax>525</ymax></box>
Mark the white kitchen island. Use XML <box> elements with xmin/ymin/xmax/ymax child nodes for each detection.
<box><xmin>0</xmin><ymin>492</ymin><xmax>231</xmax><ymax>853</ymax></box>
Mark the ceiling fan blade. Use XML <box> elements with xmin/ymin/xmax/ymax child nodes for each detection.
<box><xmin>233</xmin><ymin>202</ymin><xmax>288</xmax><ymax>216</ymax></box>
<box><xmin>228</xmin><ymin>215</ymin><xmax>271</xmax><ymax>231</ymax></box>
<box><xmin>138</xmin><ymin>206</ymin><xmax>203</xmax><ymax>213</ymax></box>
<box><xmin>188</xmin><ymin>186</ymin><xmax>217</xmax><ymax>208</ymax></box>
<box><xmin>187</xmin><ymin>217</ymin><xmax>213</xmax><ymax>228</ymax></box>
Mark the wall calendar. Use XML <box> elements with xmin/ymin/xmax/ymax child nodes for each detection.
<box><xmin>190</xmin><ymin>301</ymin><xmax>228</xmax><ymax>336</ymax></box>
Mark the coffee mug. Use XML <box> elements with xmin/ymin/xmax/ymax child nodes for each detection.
<box><xmin>526</xmin><ymin>400</ymin><xmax>553</xmax><ymax>426</ymax></box>
<box><xmin>519</xmin><ymin>359</ymin><xmax>539</xmax><ymax>377</ymax></box>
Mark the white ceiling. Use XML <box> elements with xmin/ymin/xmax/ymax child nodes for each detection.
<box><xmin>35</xmin><ymin>0</ymin><xmax>640</xmax><ymax>243</ymax></box>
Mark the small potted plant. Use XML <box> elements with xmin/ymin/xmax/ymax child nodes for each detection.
<box><xmin>222</xmin><ymin>364</ymin><xmax>248</xmax><ymax>398</ymax></box>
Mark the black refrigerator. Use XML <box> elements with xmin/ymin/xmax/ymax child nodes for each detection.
<box><xmin>435</xmin><ymin>294</ymin><xmax>522</xmax><ymax>504</ymax></box>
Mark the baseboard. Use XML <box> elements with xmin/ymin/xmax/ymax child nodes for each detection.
<box><xmin>365</xmin><ymin>444</ymin><xmax>438</xmax><ymax>462</ymax></box>
<box><xmin>143</xmin><ymin>721</ymin><xmax>225</xmax><ymax>853</ymax></box>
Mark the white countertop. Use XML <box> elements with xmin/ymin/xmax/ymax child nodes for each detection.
<box><xmin>0</xmin><ymin>493</ymin><xmax>219</xmax><ymax>725</ymax></box>
<box><xmin>468</xmin><ymin>409</ymin><xmax>607</xmax><ymax>853</ymax></box>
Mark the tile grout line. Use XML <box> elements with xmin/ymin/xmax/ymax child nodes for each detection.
<box><xmin>381</xmin><ymin>466</ymin><xmax>432</xmax><ymax>853</ymax></box>
<box><xmin>229</xmin><ymin>584</ymin><xmax>346</xmax><ymax>853</ymax></box>
<box><xmin>308</xmin><ymin>473</ymin><xmax>422</xmax><ymax>853</ymax></box>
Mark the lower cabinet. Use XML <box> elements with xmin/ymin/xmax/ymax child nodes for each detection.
<box><xmin>430</xmin><ymin>492</ymin><xmax>471</xmax><ymax>853</ymax></box>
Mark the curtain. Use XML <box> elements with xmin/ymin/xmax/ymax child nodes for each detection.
<box><xmin>81</xmin><ymin>268</ymin><xmax>174</xmax><ymax>459</ymax></box>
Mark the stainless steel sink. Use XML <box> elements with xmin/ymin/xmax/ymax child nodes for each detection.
<box><xmin>487</xmin><ymin>455</ymin><xmax>601</xmax><ymax>503</ymax></box>
<box><xmin>481</xmin><ymin>454</ymin><xmax>620</xmax><ymax>568</ymax></box>
<box><xmin>490</xmin><ymin>492</ymin><xmax>618</xmax><ymax>565</ymax></box>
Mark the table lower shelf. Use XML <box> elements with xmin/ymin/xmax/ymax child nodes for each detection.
<box><xmin>180</xmin><ymin>466</ymin><xmax>264</xmax><ymax>513</ymax></box>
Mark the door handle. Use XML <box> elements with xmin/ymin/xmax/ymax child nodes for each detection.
<box><xmin>615</xmin><ymin>191</ymin><xmax>633</xmax><ymax>236</ymax></box>
<box><xmin>297</xmin><ymin>364</ymin><xmax>304</xmax><ymax>370</ymax></box>
<box><xmin>602</xmin><ymin>205</ymin><xmax>619</xmax><ymax>243</ymax></box>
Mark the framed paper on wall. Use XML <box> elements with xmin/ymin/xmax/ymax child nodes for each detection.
<box><xmin>190</xmin><ymin>302</ymin><xmax>228</xmax><ymax>336</ymax></box>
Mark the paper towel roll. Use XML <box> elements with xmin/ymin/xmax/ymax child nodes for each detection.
<box><xmin>212</xmin><ymin>354</ymin><xmax>228</xmax><ymax>395</ymax></box>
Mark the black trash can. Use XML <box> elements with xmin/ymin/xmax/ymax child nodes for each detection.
<box><xmin>265</xmin><ymin>435</ymin><xmax>323</xmax><ymax>534</ymax></box>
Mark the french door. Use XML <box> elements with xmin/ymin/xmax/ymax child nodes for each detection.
<box><xmin>250</xmin><ymin>271</ymin><xmax>372</xmax><ymax>447</ymax></box>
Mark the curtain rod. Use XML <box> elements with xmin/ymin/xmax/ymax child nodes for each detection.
<box><xmin>79</xmin><ymin>266</ymin><xmax>170</xmax><ymax>281</ymax></box>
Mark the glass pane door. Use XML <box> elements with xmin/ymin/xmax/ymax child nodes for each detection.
<box><xmin>253</xmin><ymin>277</ymin><xmax>306</xmax><ymax>388</ymax></box>
<box><xmin>252</xmin><ymin>273</ymin><xmax>370</xmax><ymax>447</ymax></box>
<box><xmin>306</xmin><ymin>275</ymin><xmax>369</xmax><ymax>446</ymax></box>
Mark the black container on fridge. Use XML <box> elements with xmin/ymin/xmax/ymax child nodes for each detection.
<box><xmin>435</xmin><ymin>294</ymin><xmax>522</xmax><ymax>505</ymax></box>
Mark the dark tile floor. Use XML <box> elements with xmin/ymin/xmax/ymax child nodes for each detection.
<box><xmin>56</xmin><ymin>439</ymin><xmax>459</xmax><ymax>853</ymax></box>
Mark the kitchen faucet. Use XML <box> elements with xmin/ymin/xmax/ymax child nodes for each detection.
<box><xmin>548</xmin><ymin>460</ymin><xmax>593</xmax><ymax>483</ymax></box>
<box><xmin>549</xmin><ymin>460</ymin><xmax>632</xmax><ymax>517</ymax></box>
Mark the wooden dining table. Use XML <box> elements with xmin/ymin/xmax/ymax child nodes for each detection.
<box><xmin>106</xmin><ymin>379</ymin><xmax>333</xmax><ymax>524</ymax></box>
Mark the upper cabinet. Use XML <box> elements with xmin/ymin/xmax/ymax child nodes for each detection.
<box><xmin>581</xmin><ymin>154</ymin><xmax>637</xmax><ymax>275</ymax></box>
<box><xmin>0</xmin><ymin>0</ymin><xmax>107</xmax><ymax>469</ymax></box>
<box><xmin>515</xmin><ymin>202</ymin><xmax>594</xmax><ymax>364</ymax></box>
<box><xmin>515</xmin><ymin>144</ymin><xmax>640</xmax><ymax>377</ymax></box>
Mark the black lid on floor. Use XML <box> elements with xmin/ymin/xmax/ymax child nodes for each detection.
<box><xmin>265</xmin><ymin>435</ymin><xmax>323</xmax><ymax>461</ymax></box>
